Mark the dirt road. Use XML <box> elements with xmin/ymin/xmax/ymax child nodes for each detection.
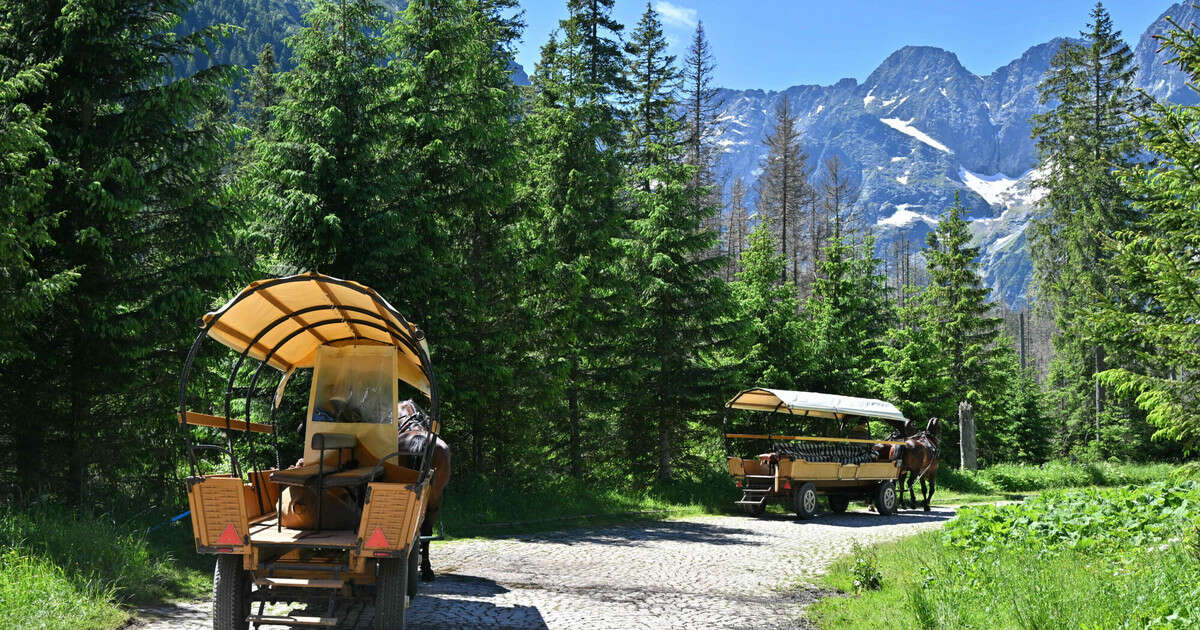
<box><xmin>133</xmin><ymin>506</ymin><xmax>955</xmax><ymax>630</ymax></box>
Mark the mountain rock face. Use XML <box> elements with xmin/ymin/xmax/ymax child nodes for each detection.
<box><xmin>712</xmin><ymin>2</ymin><xmax>1196</xmax><ymax>308</ymax></box>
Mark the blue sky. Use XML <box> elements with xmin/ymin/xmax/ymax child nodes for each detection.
<box><xmin>511</xmin><ymin>1</ymin><xmax>1176</xmax><ymax>91</ymax></box>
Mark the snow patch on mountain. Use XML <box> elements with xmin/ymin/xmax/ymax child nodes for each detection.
<box><xmin>959</xmin><ymin>167</ymin><xmax>1025</xmax><ymax>206</ymax></box>
<box><xmin>879</xmin><ymin>205</ymin><xmax>939</xmax><ymax>228</ymax></box>
<box><xmin>879</xmin><ymin>118</ymin><xmax>952</xmax><ymax>153</ymax></box>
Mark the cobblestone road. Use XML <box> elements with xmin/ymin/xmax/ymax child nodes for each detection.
<box><xmin>132</xmin><ymin>506</ymin><xmax>956</xmax><ymax>630</ymax></box>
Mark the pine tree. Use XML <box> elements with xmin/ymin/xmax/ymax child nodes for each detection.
<box><xmin>523</xmin><ymin>0</ymin><xmax>627</xmax><ymax>478</ymax></box>
<box><xmin>239</xmin><ymin>43</ymin><xmax>281</xmax><ymax>137</ymax></box>
<box><xmin>0</xmin><ymin>0</ymin><xmax>241</xmax><ymax>502</ymax></box>
<box><xmin>880</xmin><ymin>297</ymin><xmax>951</xmax><ymax>423</ymax></box>
<box><xmin>680</xmin><ymin>21</ymin><xmax>724</xmax><ymax>260</ymax></box>
<box><xmin>806</xmin><ymin>236</ymin><xmax>892</xmax><ymax>398</ymax></box>
<box><xmin>922</xmin><ymin>193</ymin><xmax>1005</xmax><ymax>456</ymax></box>
<box><xmin>1030</xmin><ymin>2</ymin><xmax>1146</xmax><ymax>454</ymax></box>
<box><xmin>756</xmin><ymin>98</ymin><xmax>813</xmax><ymax>287</ymax></box>
<box><xmin>247</xmin><ymin>1</ymin><xmax>409</xmax><ymax>286</ymax></box>
<box><xmin>618</xmin><ymin>3</ymin><xmax>740</xmax><ymax>480</ymax></box>
<box><xmin>0</xmin><ymin>54</ymin><xmax>76</xmax><ymax>364</ymax></box>
<box><xmin>731</xmin><ymin>223</ymin><xmax>807</xmax><ymax>389</ymax></box>
<box><xmin>1093</xmin><ymin>14</ymin><xmax>1200</xmax><ymax>453</ymax></box>
<box><xmin>389</xmin><ymin>0</ymin><xmax>529</xmax><ymax>474</ymax></box>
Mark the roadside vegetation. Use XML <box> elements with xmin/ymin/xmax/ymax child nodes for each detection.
<box><xmin>812</xmin><ymin>476</ymin><xmax>1200</xmax><ymax>629</ymax></box>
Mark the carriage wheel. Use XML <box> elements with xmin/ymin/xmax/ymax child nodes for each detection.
<box><xmin>407</xmin><ymin>542</ymin><xmax>420</xmax><ymax>599</ymax></box>
<box><xmin>212</xmin><ymin>554</ymin><xmax>249</xmax><ymax>630</ymax></box>
<box><xmin>828</xmin><ymin>494</ymin><xmax>850</xmax><ymax>514</ymax></box>
<box><xmin>874</xmin><ymin>480</ymin><xmax>898</xmax><ymax>516</ymax></box>
<box><xmin>793</xmin><ymin>482</ymin><xmax>818</xmax><ymax>519</ymax></box>
<box><xmin>375</xmin><ymin>554</ymin><xmax>409</xmax><ymax>630</ymax></box>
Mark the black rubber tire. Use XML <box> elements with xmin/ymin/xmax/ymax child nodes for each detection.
<box><xmin>212</xmin><ymin>554</ymin><xmax>249</xmax><ymax>630</ymax></box>
<box><xmin>792</xmin><ymin>482</ymin><xmax>818</xmax><ymax>519</ymax></box>
<box><xmin>375</xmin><ymin>556</ymin><xmax>409</xmax><ymax>630</ymax></box>
<box><xmin>828</xmin><ymin>494</ymin><xmax>850</xmax><ymax>514</ymax></box>
<box><xmin>407</xmin><ymin>543</ymin><xmax>420</xmax><ymax>599</ymax></box>
<box><xmin>741</xmin><ymin>501</ymin><xmax>766</xmax><ymax>516</ymax></box>
<box><xmin>874</xmin><ymin>480</ymin><xmax>898</xmax><ymax>516</ymax></box>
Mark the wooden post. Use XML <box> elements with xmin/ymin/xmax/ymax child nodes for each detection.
<box><xmin>959</xmin><ymin>401</ymin><xmax>977</xmax><ymax>471</ymax></box>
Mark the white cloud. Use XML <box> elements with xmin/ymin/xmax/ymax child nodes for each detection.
<box><xmin>655</xmin><ymin>1</ymin><xmax>697</xmax><ymax>29</ymax></box>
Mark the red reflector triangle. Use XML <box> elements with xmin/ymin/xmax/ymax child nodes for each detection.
<box><xmin>366</xmin><ymin>526</ymin><xmax>390</xmax><ymax>548</ymax></box>
<box><xmin>216</xmin><ymin>522</ymin><xmax>241</xmax><ymax>545</ymax></box>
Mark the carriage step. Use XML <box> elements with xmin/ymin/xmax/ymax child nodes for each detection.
<box><xmin>741</xmin><ymin>488</ymin><xmax>771</xmax><ymax>494</ymax></box>
<box><xmin>735</xmin><ymin>499</ymin><xmax>766</xmax><ymax>506</ymax></box>
<box><xmin>246</xmin><ymin>613</ymin><xmax>337</xmax><ymax>627</ymax></box>
<box><xmin>745</xmin><ymin>475</ymin><xmax>775</xmax><ymax>480</ymax></box>
<box><xmin>255</xmin><ymin>577</ymin><xmax>345</xmax><ymax>589</ymax></box>
<box><xmin>263</xmin><ymin>561</ymin><xmax>342</xmax><ymax>573</ymax></box>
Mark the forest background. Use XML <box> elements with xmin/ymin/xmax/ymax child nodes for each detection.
<box><xmin>0</xmin><ymin>0</ymin><xmax>1197</xmax><ymax>515</ymax></box>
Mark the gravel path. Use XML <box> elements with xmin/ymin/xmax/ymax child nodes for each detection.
<box><xmin>131</xmin><ymin>506</ymin><xmax>955</xmax><ymax>630</ymax></box>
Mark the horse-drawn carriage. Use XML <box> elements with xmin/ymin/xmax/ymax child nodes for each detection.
<box><xmin>178</xmin><ymin>273</ymin><xmax>440</xmax><ymax>630</ymax></box>
<box><xmin>723</xmin><ymin>388</ymin><xmax>915</xmax><ymax>518</ymax></box>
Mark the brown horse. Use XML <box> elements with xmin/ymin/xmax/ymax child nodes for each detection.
<box><xmin>893</xmin><ymin>417</ymin><xmax>940</xmax><ymax>511</ymax></box>
<box><xmin>397</xmin><ymin>400</ymin><xmax>450</xmax><ymax>582</ymax></box>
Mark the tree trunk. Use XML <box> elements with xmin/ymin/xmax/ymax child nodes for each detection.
<box><xmin>568</xmin><ymin>355</ymin><xmax>582</xmax><ymax>478</ymax></box>
<box><xmin>959</xmin><ymin>401</ymin><xmax>976</xmax><ymax>471</ymax></box>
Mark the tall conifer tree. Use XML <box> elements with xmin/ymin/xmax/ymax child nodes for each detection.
<box><xmin>756</xmin><ymin>98</ymin><xmax>813</xmax><ymax>288</ymax></box>
<box><xmin>618</xmin><ymin>3</ymin><xmax>739</xmax><ymax>480</ymax></box>
<box><xmin>0</xmin><ymin>0</ymin><xmax>241</xmax><ymax>501</ymax></box>
<box><xmin>523</xmin><ymin>0</ymin><xmax>627</xmax><ymax>477</ymax></box>
<box><xmin>731</xmin><ymin>223</ymin><xmax>806</xmax><ymax>389</ymax></box>
<box><xmin>1030</xmin><ymin>2</ymin><xmax>1146</xmax><ymax>453</ymax></box>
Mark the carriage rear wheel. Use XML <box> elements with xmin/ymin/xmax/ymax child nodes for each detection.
<box><xmin>793</xmin><ymin>482</ymin><xmax>818</xmax><ymax>519</ymax></box>
<box><xmin>212</xmin><ymin>554</ymin><xmax>249</xmax><ymax>630</ymax></box>
<box><xmin>828</xmin><ymin>494</ymin><xmax>850</xmax><ymax>514</ymax></box>
<box><xmin>375</xmin><ymin>554</ymin><xmax>409</xmax><ymax>630</ymax></box>
<box><xmin>874</xmin><ymin>480</ymin><xmax>898</xmax><ymax>516</ymax></box>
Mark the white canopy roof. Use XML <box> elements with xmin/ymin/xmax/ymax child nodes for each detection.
<box><xmin>726</xmin><ymin>388</ymin><xmax>907</xmax><ymax>424</ymax></box>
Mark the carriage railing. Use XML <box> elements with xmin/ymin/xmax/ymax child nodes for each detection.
<box><xmin>722</xmin><ymin>434</ymin><xmax>907</xmax><ymax>446</ymax></box>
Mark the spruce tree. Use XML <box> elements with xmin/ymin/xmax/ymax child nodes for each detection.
<box><xmin>1093</xmin><ymin>14</ymin><xmax>1200</xmax><ymax>453</ymax></box>
<box><xmin>0</xmin><ymin>54</ymin><xmax>76</xmax><ymax>364</ymax></box>
<box><xmin>239</xmin><ymin>43</ymin><xmax>281</xmax><ymax>137</ymax></box>
<box><xmin>389</xmin><ymin>0</ymin><xmax>529</xmax><ymax>474</ymax></box>
<box><xmin>618</xmin><ymin>3</ymin><xmax>739</xmax><ymax>480</ymax></box>
<box><xmin>922</xmin><ymin>193</ymin><xmax>1005</xmax><ymax>455</ymax></box>
<box><xmin>247</xmin><ymin>1</ymin><xmax>409</xmax><ymax>285</ymax></box>
<box><xmin>880</xmin><ymin>297</ymin><xmax>951</xmax><ymax>423</ymax></box>
<box><xmin>0</xmin><ymin>0</ymin><xmax>241</xmax><ymax>502</ymax></box>
<box><xmin>523</xmin><ymin>0</ymin><xmax>627</xmax><ymax>478</ymax></box>
<box><xmin>1030</xmin><ymin>2</ymin><xmax>1146</xmax><ymax>454</ymax></box>
<box><xmin>806</xmin><ymin>236</ymin><xmax>892</xmax><ymax>398</ymax></box>
<box><xmin>731</xmin><ymin>223</ymin><xmax>807</xmax><ymax>389</ymax></box>
<box><xmin>756</xmin><ymin>98</ymin><xmax>813</xmax><ymax>287</ymax></box>
<box><xmin>681</xmin><ymin>21</ymin><xmax>724</xmax><ymax>260</ymax></box>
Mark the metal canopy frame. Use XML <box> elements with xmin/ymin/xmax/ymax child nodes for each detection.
<box><xmin>176</xmin><ymin>274</ymin><xmax>441</xmax><ymax>506</ymax></box>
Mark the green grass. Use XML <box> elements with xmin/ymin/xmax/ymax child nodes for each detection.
<box><xmin>0</xmin><ymin>504</ymin><xmax>210</xmax><ymax>630</ymax></box>
<box><xmin>811</xmin><ymin>480</ymin><xmax>1200</xmax><ymax>629</ymax></box>
<box><xmin>938</xmin><ymin>460</ymin><xmax>1179</xmax><ymax>494</ymax></box>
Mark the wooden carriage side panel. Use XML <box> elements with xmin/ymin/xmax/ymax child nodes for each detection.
<box><xmin>787</xmin><ymin>461</ymin><xmax>840</xmax><ymax>480</ymax></box>
<box><xmin>187</xmin><ymin>475</ymin><xmax>249</xmax><ymax>553</ymax></box>
<box><xmin>355</xmin><ymin>481</ymin><xmax>428</xmax><ymax>557</ymax></box>
<box><xmin>727</xmin><ymin>457</ymin><xmax>744</xmax><ymax>477</ymax></box>
<box><xmin>838</xmin><ymin>464</ymin><xmax>859</xmax><ymax>480</ymax></box>
<box><xmin>856</xmin><ymin>462</ymin><xmax>900</xmax><ymax>480</ymax></box>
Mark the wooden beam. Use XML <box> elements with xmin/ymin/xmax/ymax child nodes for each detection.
<box><xmin>181</xmin><ymin>410</ymin><xmax>273</xmax><ymax>434</ymax></box>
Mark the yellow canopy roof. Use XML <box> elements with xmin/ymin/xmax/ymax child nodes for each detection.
<box><xmin>201</xmin><ymin>272</ymin><xmax>431</xmax><ymax>396</ymax></box>
<box><xmin>726</xmin><ymin>388</ymin><xmax>907</xmax><ymax>424</ymax></box>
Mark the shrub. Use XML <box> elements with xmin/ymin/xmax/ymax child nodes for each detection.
<box><xmin>849</xmin><ymin>543</ymin><xmax>881</xmax><ymax>592</ymax></box>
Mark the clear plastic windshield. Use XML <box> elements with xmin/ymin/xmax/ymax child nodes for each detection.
<box><xmin>310</xmin><ymin>346</ymin><xmax>395</xmax><ymax>425</ymax></box>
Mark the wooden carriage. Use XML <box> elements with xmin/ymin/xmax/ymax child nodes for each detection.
<box><xmin>723</xmin><ymin>388</ymin><xmax>906</xmax><ymax>518</ymax></box>
<box><xmin>179</xmin><ymin>273</ymin><xmax>440</xmax><ymax>630</ymax></box>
